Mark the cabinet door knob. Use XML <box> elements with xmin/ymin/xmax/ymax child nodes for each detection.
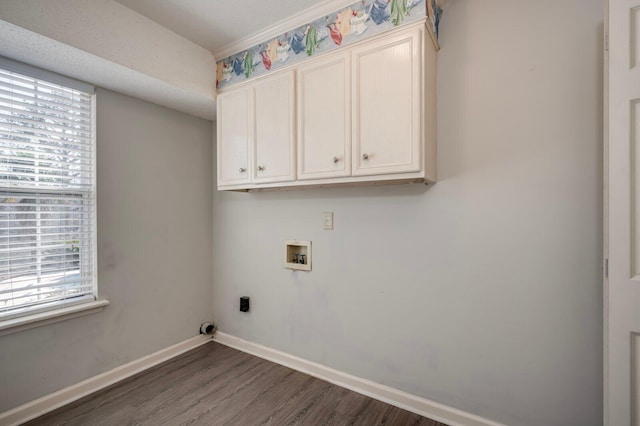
<box><xmin>362</xmin><ymin>153</ymin><xmax>369</xmax><ymax>160</ymax></box>
<box><xmin>257</xmin><ymin>165</ymin><xmax>265</xmax><ymax>171</ymax></box>
<box><xmin>333</xmin><ymin>156</ymin><xmax>340</xmax><ymax>164</ymax></box>
<box><xmin>239</xmin><ymin>167</ymin><xmax>246</xmax><ymax>173</ymax></box>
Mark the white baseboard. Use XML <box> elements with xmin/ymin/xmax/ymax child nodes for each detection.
<box><xmin>213</xmin><ymin>332</ymin><xmax>504</xmax><ymax>426</ymax></box>
<box><xmin>0</xmin><ymin>335</ymin><xmax>212</xmax><ymax>426</ymax></box>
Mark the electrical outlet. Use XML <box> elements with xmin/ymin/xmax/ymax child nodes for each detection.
<box><xmin>240</xmin><ymin>296</ymin><xmax>250</xmax><ymax>312</ymax></box>
<box><xmin>323</xmin><ymin>212</ymin><xmax>333</xmax><ymax>230</ymax></box>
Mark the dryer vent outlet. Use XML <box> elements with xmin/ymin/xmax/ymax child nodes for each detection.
<box><xmin>199</xmin><ymin>322</ymin><xmax>216</xmax><ymax>335</ymax></box>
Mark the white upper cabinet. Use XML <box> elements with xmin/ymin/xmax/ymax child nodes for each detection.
<box><xmin>297</xmin><ymin>52</ymin><xmax>351</xmax><ymax>180</ymax></box>
<box><xmin>217</xmin><ymin>70</ymin><xmax>295</xmax><ymax>188</ymax></box>
<box><xmin>216</xmin><ymin>21</ymin><xmax>436</xmax><ymax>191</ymax></box>
<box><xmin>217</xmin><ymin>88</ymin><xmax>251</xmax><ymax>187</ymax></box>
<box><xmin>352</xmin><ymin>26</ymin><xmax>422</xmax><ymax>176</ymax></box>
<box><xmin>252</xmin><ymin>70</ymin><xmax>296</xmax><ymax>184</ymax></box>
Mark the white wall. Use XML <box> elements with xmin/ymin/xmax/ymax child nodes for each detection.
<box><xmin>0</xmin><ymin>88</ymin><xmax>214</xmax><ymax>411</ymax></box>
<box><xmin>212</xmin><ymin>1</ymin><xmax>604</xmax><ymax>425</ymax></box>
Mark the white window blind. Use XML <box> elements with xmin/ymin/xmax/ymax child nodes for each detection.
<box><xmin>0</xmin><ymin>59</ymin><xmax>97</xmax><ymax>321</ymax></box>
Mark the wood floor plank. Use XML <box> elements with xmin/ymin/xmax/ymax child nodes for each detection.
<box><xmin>32</xmin><ymin>343</ymin><xmax>224</xmax><ymax>425</ymax></box>
<box><xmin>333</xmin><ymin>389</ymin><xmax>376</xmax><ymax>425</ymax></box>
<box><xmin>166</xmin><ymin>358</ymin><xmax>278</xmax><ymax>425</ymax></box>
<box><xmin>348</xmin><ymin>398</ymin><xmax>395</xmax><ymax>425</ymax></box>
<box><xmin>41</xmin><ymin>344</ymin><xmax>240</xmax><ymax>426</ymax></box>
<box><xmin>264</xmin><ymin>379</ymin><xmax>335</xmax><ymax>426</ymax></box>
<box><xmin>127</xmin><ymin>350</ymin><xmax>262</xmax><ymax>424</ymax></box>
<box><xmin>221</xmin><ymin>370</ymin><xmax>313</xmax><ymax>425</ymax></box>
<box><xmin>26</xmin><ymin>342</ymin><xmax>449</xmax><ymax>426</ymax></box>
<box><xmin>134</xmin><ymin>355</ymin><xmax>267</xmax><ymax>425</ymax></box>
<box><xmin>279</xmin><ymin>382</ymin><xmax>349</xmax><ymax>425</ymax></box>
<box><xmin>192</xmin><ymin>364</ymin><xmax>296</xmax><ymax>425</ymax></box>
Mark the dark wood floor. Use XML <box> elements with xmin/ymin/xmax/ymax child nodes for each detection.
<box><xmin>27</xmin><ymin>341</ymin><xmax>448</xmax><ymax>426</ymax></box>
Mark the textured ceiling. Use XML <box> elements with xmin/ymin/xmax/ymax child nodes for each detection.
<box><xmin>115</xmin><ymin>0</ymin><xmax>324</xmax><ymax>55</ymax></box>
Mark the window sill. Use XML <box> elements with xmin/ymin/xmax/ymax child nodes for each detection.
<box><xmin>0</xmin><ymin>299</ymin><xmax>109</xmax><ymax>337</ymax></box>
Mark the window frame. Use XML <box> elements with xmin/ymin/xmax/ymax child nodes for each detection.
<box><xmin>0</xmin><ymin>57</ymin><xmax>106</xmax><ymax>333</ymax></box>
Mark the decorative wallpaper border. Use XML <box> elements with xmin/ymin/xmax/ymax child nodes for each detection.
<box><xmin>216</xmin><ymin>0</ymin><xmax>443</xmax><ymax>90</ymax></box>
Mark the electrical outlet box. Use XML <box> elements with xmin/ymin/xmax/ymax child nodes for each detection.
<box><xmin>284</xmin><ymin>240</ymin><xmax>311</xmax><ymax>271</ymax></box>
<box><xmin>240</xmin><ymin>296</ymin><xmax>250</xmax><ymax>312</ymax></box>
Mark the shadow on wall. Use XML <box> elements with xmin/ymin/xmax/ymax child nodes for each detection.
<box><xmin>224</xmin><ymin>182</ymin><xmax>435</xmax><ymax>202</ymax></box>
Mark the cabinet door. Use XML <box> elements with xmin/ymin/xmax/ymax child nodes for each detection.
<box><xmin>217</xmin><ymin>88</ymin><xmax>251</xmax><ymax>186</ymax></box>
<box><xmin>352</xmin><ymin>27</ymin><xmax>422</xmax><ymax>176</ymax></box>
<box><xmin>297</xmin><ymin>52</ymin><xmax>351</xmax><ymax>180</ymax></box>
<box><xmin>252</xmin><ymin>71</ymin><xmax>296</xmax><ymax>183</ymax></box>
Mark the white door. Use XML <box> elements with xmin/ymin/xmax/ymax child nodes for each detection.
<box><xmin>606</xmin><ymin>1</ymin><xmax>640</xmax><ymax>424</ymax></box>
<box><xmin>352</xmin><ymin>26</ymin><xmax>422</xmax><ymax>176</ymax></box>
<box><xmin>253</xmin><ymin>70</ymin><xmax>296</xmax><ymax>184</ymax></box>
<box><xmin>297</xmin><ymin>52</ymin><xmax>351</xmax><ymax>180</ymax></box>
<box><xmin>217</xmin><ymin>88</ymin><xmax>251</xmax><ymax>187</ymax></box>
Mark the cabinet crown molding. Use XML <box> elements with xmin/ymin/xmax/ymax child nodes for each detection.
<box><xmin>216</xmin><ymin>0</ymin><xmax>442</xmax><ymax>91</ymax></box>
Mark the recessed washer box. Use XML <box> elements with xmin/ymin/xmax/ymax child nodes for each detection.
<box><xmin>284</xmin><ymin>240</ymin><xmax>311</xmax><ymax>271</ymax></box>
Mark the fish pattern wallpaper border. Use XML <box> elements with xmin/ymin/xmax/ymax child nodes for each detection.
<box><xmin>216</xmin><ymin>0</ymin><xmax>443</xmax><ymax>90</ymax></box>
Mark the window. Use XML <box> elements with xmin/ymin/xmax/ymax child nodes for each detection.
<box><xmin>0</xmin><ymin>57</ymin><xmax>97</xmax><ymax>322</ymax></box>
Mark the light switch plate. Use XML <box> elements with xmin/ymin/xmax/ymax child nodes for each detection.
<box><xmin>323</xmin><ymin>212</ymin><xmax>333</xmax><ymax>230</ymax></box>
